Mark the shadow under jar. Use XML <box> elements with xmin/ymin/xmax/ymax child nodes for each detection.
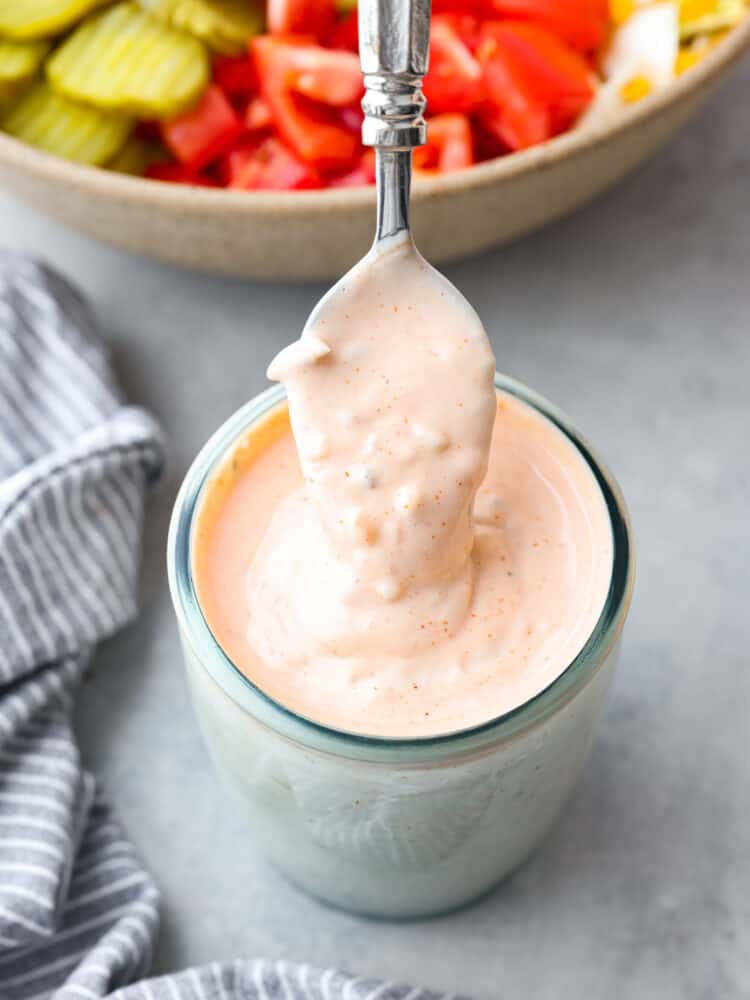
<box><xmin>167</xmin><ymin>373</ymin><xmax>634</xmax><ymax>919</ymax></box>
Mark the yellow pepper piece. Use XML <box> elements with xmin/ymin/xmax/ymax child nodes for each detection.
<box><xmin>610</xmin><ymin>0</ymin><xmax>635</xmax><ymax>24</ymax></box>
<box><xmin>619</xmin><ymin>75</ymin><xmax>653</xmax><ymax>103</ymax></box>
<box><xmin>675</xmin><ymin>46</ymin><xmax>704</xmax><ymax>73</ymax></box>
<box><xmin>680</xmin><ymin>0</ymin><xmax>716</xmax><ymax>21</ymax></box>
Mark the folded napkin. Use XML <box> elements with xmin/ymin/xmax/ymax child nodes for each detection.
<box><xmin>0</xmin><ymin>254</ymin><xmax>460</xmax><ymax>1000</ymax></box>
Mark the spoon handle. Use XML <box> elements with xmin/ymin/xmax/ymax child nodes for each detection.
<box><xmin>359</xmin><ymin>0</ymin><xmax>431</xmax><ymax>242</ymax></box>
<box><xmin>359</xmin><ymin>0</ymin><xmax>431</xmax><ymax>150</ymax></box>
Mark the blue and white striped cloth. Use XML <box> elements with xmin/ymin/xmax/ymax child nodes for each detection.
<box><xmin>0</xmin><ymin>254</ymin><xmax>461</xmax><ymax>1000</ymax></box>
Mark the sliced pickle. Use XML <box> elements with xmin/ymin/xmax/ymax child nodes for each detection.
<box><xmin>0</xmin><ymin>38</ymin><xmax>50</xmax><ymax>109</ymax></box>
<box><xmin>0</xmin><ymin>38</ymin><xmax>51</xmax><ymax>84</ymax></box>
<box><xmin>0</xmin><ymin>0</ymin><xmax>111</xmax><ymax>40</ymax></box>
<box><xmin>47</xmin><ymin>2</ymin><xmax>210</xmax><ymax>117</ymax></box>
<box><xmin>147</xmin><ymin>0</ymin><xmax>262</xmax><ymax>54</ymax></box>
<box><xmin>3</xmin><ymin>80</ymin><xmax>132</xmax><ymax>164</ymax></box>
<box><xmin>106</xmin><ymin>133</ymin><xmax>165</xmax><ymax>173</ymax></box>
<box><xmin>680</xmin><ymin>0</ymin><xmax>745</xmax><ymax>38</ymax></box>
<box><xmin>0</xmin><ymin>81</ymin><xmax>22</xmax><ymax>110</ymax></box>
<box><xmin>0</xmin><ymin>77</ymin><xmax>38</xmax><ymax>111</ymax></box>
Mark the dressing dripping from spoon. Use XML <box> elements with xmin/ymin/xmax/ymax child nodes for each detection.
<box><xmin>262</xmin><ymin>0</ymin><xmax>497</xmax><ymax>654</ymax></box>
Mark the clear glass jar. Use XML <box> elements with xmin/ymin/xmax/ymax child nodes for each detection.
<box><xmin>167</xmin><ymin>374</ymin><xmax>634</xmax><ymax>918</ymax></box>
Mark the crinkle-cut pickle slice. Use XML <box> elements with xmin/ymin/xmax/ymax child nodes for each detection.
<box><xmin>0</xmin><ymin>38</ymin><xmax>51</xmax><ymax>108</ymax></box>
<box><xmin>3</xmin><ymin>80</ymin><xmax>132</xmax><ymax>164</ymax></box>
<box><xmin>46</xmin><ymin>2</ymin><xmax>210</xmax><ymax>117</ymax></box>
<box><xmin>0</xmin><ymin>38</ymin><xmax>51</xmax><ymax>84</ymax></box>
<box><xmin>0</xmin><ymin>0</ymin><xmax>111</xmax><ymax>40</ymax></box>
<box><xmin>146</xmin><ymin>0</ymin><xmax>263</xmax><ymax>54</ymax></box>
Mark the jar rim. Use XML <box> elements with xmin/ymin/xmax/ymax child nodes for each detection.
<box><xmin>167</xmin><ymin>374</ymin><xmax>634</xmax><ymax>763</ymax></box>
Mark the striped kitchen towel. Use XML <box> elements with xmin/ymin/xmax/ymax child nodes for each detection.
<box><xmin>0</xmin><ymin>254</ymin><xmax>462</xmax><ymax>1000</ymax></box>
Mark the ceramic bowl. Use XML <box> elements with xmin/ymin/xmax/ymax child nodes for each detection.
<box><xmin>1</xmin><ymin>25</ymin><xmax>748</xmax><ymax>281</ymax></box>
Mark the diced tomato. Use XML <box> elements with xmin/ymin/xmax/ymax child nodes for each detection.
<box><xmin>135</xmin><ymin>119</ymin><xmax>162</xmax><ymax>141</ymax></box>
<box><xmin>227</xmin><ymin>136</ymin><xmax>323</xmax><ymax>189</ymax></box>
<box><xmin>338</xmin><ymin>105</ymin><xmax>364</xmax><ymax>133</ymax></box>
<box><xmin>217</xmin><ymin>137</ymin><xmax>261</xmax><ymax>185</ymax></box>
<box><xmin>479</xmin><ymin>96</ymin><xmax>550</xmax><ymax>152</ymax></box>
<box><xmin>329</xmin><ymin>11</ymin><xmax>358</xmax><ymax>52</ymax></box>
<box><xmin>432</xmin><ymin>0</ymin><xmax>485</xmax><ymax>12</ymax></box>
<box><xmin>245</xmin><ymin>96</ymin><xmax>273</xmax><ymax>131</ymax></box>
<box><xmin>477</xmin><ymin>22</ymin><xmax>594</xmax><ymax>149</ymax></box>
<box><xmin>145</xmin><ymin>163</ymin><xmax>217</xmax><ymax>186</ymax></box>
<box><xmin>134</xmin><ymin>0</ymin><xmax>614</xmax><ymax>191</ymax></box>
<box><xmin>414</xmin><ymin>113</ymin><xmax>474</xmax><ymax>172</ymax></box>
<box><xmin>161</xmin><ymin>85</ymin><xmax>245</xmax><ymax>170</ymax></box>
<box><xmin>267</xmin><ymin>0</ymin><xmax>337</xmax><ymax>43</ymax></box>
<box><xmin>252</xmin><ymin>36</ymin><xmax>359</xmax><ymax>169</ymax></box>
<box><xmin>487</xmin><ymin>0</ymin><xmax>608</xmax><ymax>51</ymax></box>
<box><xmin>290</xmin><ymin>47</ymin><xmax>362</xmax><ymax>106</ymax></box>
<box><xmin>424</xmin><ymin>15</ymin><xmax>484</xmax><ymax>114</ymax></box>
<box><xmin>329</xmin><ymin>148</ymin><xmax>376</xmax><ymax>186</ymax></box>
<box><xmin>251</xmin><ymin>39</ymin><xmax>362</xmax><ymax>106</ymax></box>
<box><xmin>501</xmin><ymin>22</ymin><xmax>595</xmax><ymax>127</ymax></box>
<box><xmin>471</xmin><ymin>116</ymin><xmax>512</xmax><ymax>160</ymax></box>
<box><xmin>443</xmin><ymin>13</ymin><xmax>484</xmax><ymax>50</ymax></box>
<box><xmin>213</xmin><ymin>54</ymin><xmax>257</xmax><ymax>97</ymax></box>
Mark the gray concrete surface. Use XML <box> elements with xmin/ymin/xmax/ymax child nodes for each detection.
<box><xmin>1</xmin><ymin>59</ymin><xmax>749</xmax><ymax>1000</ymax></box>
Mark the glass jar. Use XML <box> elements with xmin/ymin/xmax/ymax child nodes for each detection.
<box><xmin>167</xmin><ymin>374</ymin><xmax>634</xmax><ymax>918</ymax></box>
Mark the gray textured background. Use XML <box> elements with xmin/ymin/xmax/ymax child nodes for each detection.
<box><xmin>1</xmin><ymin>58</ymin><xmax>748</xmax><ymax>1000</ymax></box>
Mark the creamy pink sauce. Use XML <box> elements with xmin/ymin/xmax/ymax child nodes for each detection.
<box><xmin>195</xmin><ymin>239</ymin><xmax>613</xmax><ymax>738</ymax></box>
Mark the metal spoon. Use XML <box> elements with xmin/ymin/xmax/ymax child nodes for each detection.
<box><xmin>359</xmin><ymin>0</ymin><xmax>431</xmax><ymax>251</ymax></box>
<box><xmin>270</xmin><ymin>0</ymin><xmax>435</xmax><ymax>374</ymax></box>
<box><xmin>267</xmin><ymin>0</ymin><xmax>498</xmax><ymax>613</ymax></box>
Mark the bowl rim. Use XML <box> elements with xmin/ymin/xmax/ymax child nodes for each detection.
<box><xmin>1</xmin><ymin>20</ymin><xmax>749</xmax><ymax>214</ymax></box>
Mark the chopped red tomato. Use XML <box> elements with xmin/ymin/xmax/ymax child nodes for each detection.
<box><xmin>445</xmin><ymin>13</ymin><xmax>484</xmax><ymax>50</ymax></box>
<box><xmin>338</xmin><ymin>105</ymin><xmax>364</xmax><ymax>133</ymax></box>
<box><xmin>252</xmin><ymin>36</ymin><xmax>359</xmax><ymax>169</ymax></box>
<box><xmin>134</xmin><ymin>119</ymin><xmax>162</xmax><ymax>141</ymax></box>
<box><xmin>267</xmin><ymin>0</ymin><xmax>337</xmax><ymax>43</ymax></box>
<box><xmin>145</xmin><ymin>163</ymin><xmax>217</xmax><ymax>186</ymax></box>
<box><xmin>424</xmin><ymin>15</ymin><xmax>484</xmax><ymax>114</ymax></box>
<box><xmin>161</xmin><ymin>85</ymin><xmax>244</xmax><ymax>170</ymax></box>
<box><xmin>128</xmin><ymin>0</ymin><xmax>615</xmax><ymax>191</ymax></box>
<box><xmin>329</xmin><ymin>11</ymin><xmax>358</xmax><ymax>52</ymax></box>
<box><xmin>414</xmin><ymin>113</ymin><xmax>474</xmax><ymax>172</ymax></box>
<box><xmin>477</xmin><ymin>22</ymin><xmax>594</xmax><ymax>149</ymax></box>
<box><xmin>432</xmin><ymin>0</ymin><xmax>485</xmax><ymax>12</ymax></box>
<box><xmin>227</xmin><ymin>136</ymin><xmax>323</xmax><ymax>189</ymax></box>
<box><xmin>245</xmin><ymin>96</ymin><xmax>273</xmax><ymax>131</ymax></box>
<box><xmin>487</xmin><ymin>0</ymin><xmax>608</xmax><ymax>51</ymax></box>
<box><xmin>217</xmin><ymin>138</ymin><xmax>259</xmax><ymax>185</ymax></box>
<box><xmin>284</xmin><ymin>46</ymin><xmax>363</xmax><ymax>106</ymax></box>
<box><xmin>503</xmin><ymin>22</ymin><xmax>595</xmax><ymax>127</ymax></box>
<box><xmin>329</xmin><ymin>148</ymin><xmax>376</xmax><ymax>186</ymax></box>
<box><xmin>213</xmin><ymin>54</ymin><xmax>257</xmax><ymax>97</ymax></box>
